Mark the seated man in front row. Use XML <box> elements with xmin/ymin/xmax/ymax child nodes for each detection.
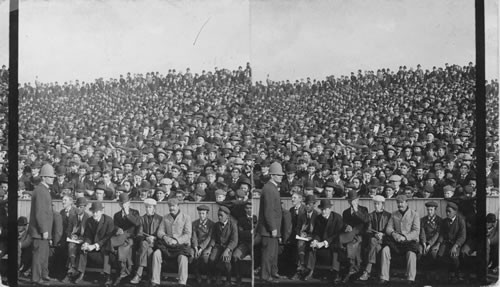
<box><xmin>379</xmin><ymin>195</ymin><xmax>420</xmax><ymax>284</ymax></box>
<box><xmin>207</xmin><ymin>206</ymin><xmax>238</xmax><ymax>287</ymax></box>
<box><xmin>190</xmin><ymin>204</ymin><xmax>215</xmax><ymax>284</ymax></box>
<box><xmin>77</xmin><ymin>201</ymin><xmax>115</xmax><ymax>286</ymax></box>
<box><xmin>151</xmin><ymin>198</ymin><xmax>192</xmax><ymax>287</ymax></box>
<box><xmin>233</xmin><ymin>201</ymin><xmax>254</xmax><ymax>286</ymax></box>
<box><xmin>130</xmin><ymin>198</ymin><xmax>163</xmax><ymax>285</ymax></box>
<box><xmin>358</xmin><ymin>195</ymin><xmax>391</xmax><ymax>281</ymax></box>
<box><xmin>310</xmin><ymin>199</ymin><xmax>343</xmax><ymax>283</ymax></box>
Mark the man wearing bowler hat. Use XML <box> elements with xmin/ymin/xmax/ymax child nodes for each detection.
<box><xmin>110</xmin><ymin>193</ymin><xmax>141</xmax><ymax>286</ymax></box>
<box><xmin>359</xmin><ymin>195</ymin><xmax>391</xmax><ymax>281</ymax></box>
<box><xmin>380</xmin><ymin>195</ymin><xmax>420</xmax><ymax>284</ymax></box>
<box><xmin>311</xmin><ymin>199</ymin><xmax>343</xmax><ymax>283</ymax></box>
<box><xmin>151</xmin><ymin>198</ymin><xmax>192</xmax><ymax>287</ymax></box>
<box><xmin>130</xmin><ymin>198</ymin><xmax>163</xmax><ymax>285</ymax></box>
<box><xmin>29</xmin><ymin>164</ymin><xmax>56</xmax><ymax>286</ymax></box>
<box><xmin>339</xmin><ymin>190</ymin><xmax>369</xmax><ymax>283</ymax></box>
<box><xmin>257</xmin><ymin>162</ymin><xmax>284</xmax><ymax>283</ymax></box>
<box><xmin>190</xmin><ymin>204</ymin><xmax>214</xmax><ymax>284</ymax></box>
<box><xmin>78</xmin><ymin>201</ymin><xmax>115</xmax><ymax>286</ymax></box>
<box><xmin>62</xmin><ymin>196</ymin><xmax>90</xmax><ymax>283</ymax></box>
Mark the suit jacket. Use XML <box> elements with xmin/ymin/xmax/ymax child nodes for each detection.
<box><xmin>137</xmin><ymin>213</ymin><xmax>163</xmax><ymax>241</ymax></box>
<box><xmin>66</xmin><ymin>212</ymin><xmax>90</xmax><ymax>239</ymax></box>
<box><xmin>281</xmin><ymin>208</ymin><xmax>292</xmax><ymax>243</ymax></box>
<box><xmin>312</xmin><ymin>212</ymin><xmax>343</xmax><ymax>246</ymax></box>
<box><xmin>52</xmin><ymin>211</ymin><xmax>63</xmax><ymax>246</ymax></box>
<box><xmin>367</xmin><ymin>210</ymin><xmax>391</xmax><ymax>235</ymax></box>
<box><xmin>438</xmin><ymin>215</ymin><xmax>466</xmax><ymax>248</ymax></box>
<box><xmin>386</xmin><ymin>208</ymin><xmax>420</xmax><ymax>242</ymax></box>
<box><xmin>342</xmin><ymin>205</ymin><xmax>370</xmax><ymax>233</ymax></box>
<box><xmin>289</xmin><ymin>204</ymin><xmax>306</xmax><ymax>239</ymax></box>
<box><xmin>419</xmin><ymin>215</ymin><xmax>442</xmax><ymax>246</ymax></box>
<box><xmin>209</xmin><ymin>218</ymin><xmax>238</xmax><ymax>251</ymax></box>
<box><xmin>296</xmin><ymin>210</ymin><xmax>319</xmax><ymax>237</ymax></box>
<box><xmin>83</xmin><ymin>214</ymin><xmax>115</xmax><ymax>251</ymax></box>
<box><xmin>157</xmin><ymin>211</ymin><xmax>192</xmax><ymax>246</ymax></box>
<box><xmin>60</xmin><ymin>206</ymin><xmax>77</xmax><ymax>239</ymax></box>
<box><xmin>192</xmin><ymin>218</ymin><xmax>215</xmax><ymax>250</ymax></box>
<box><xmin>28</xmin><ymin>183</ymin><xmax>53</xmax><ymax>239</ymax></box>
<box><xmin>257</xmin><ymin>181</ymin><xmax>282</xmax><ymax>237</ymax></box>
<box><xmin>113</xmin><ymin>208</ymin><xmax>141</xmax><ymax>237</ymax></box>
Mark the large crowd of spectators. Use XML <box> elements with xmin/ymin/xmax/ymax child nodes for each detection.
<box><xmin>17</xmin><ymin>62</ymin><xmax>498</xmax><ymax>205</ymax></box>
<box><xmin>0</xmin><ymin>64</ymin><xmax>9</xmax><ymax>287</ymax></box>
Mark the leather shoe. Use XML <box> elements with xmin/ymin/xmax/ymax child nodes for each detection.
<box><xmin>130</xmin><ymin>274</ymin><xmax>141</xmax><ymax>284</ymax></box>
<box><xmin>104</xmin><ymin>275</ymin><xmax>113</xmax><ymax>287</ymax></box>
<box><xmin>34</xmin><ymin>281</ymin><xmax>50</xmax><ymax>286</ymax></box>
<box><xmin>263</xmin><ymin>278</ymin><xmax>279</xmax><ymax>284</ymax></box>
<box><xmin>61</xmin><ymin>275</ymin><xmax>72</xmax><ymax>284</ymax></box>
<box><xmin>291</xmin><ymin>273</ymin><xmax>301</xmax><ymax>281</ymax></box>
<box><xmin>378</xmin><ymin>279</ymin><xmax>389</xmax><ymax>284</ymax></box>
<box><xmin>74</xmin><ymin>272</ymin><xmax>85</xmax><ymax>284</ymax></box>
<box><xmin>113</xmin><ymin>275</ymin><xmax>126</xmax><ymax>287</ymax></box>
<box><xmin>272</xmin><ymin>274</ymin><xmax>287</xmax><ymax>280</ymax></box>
<box><xmin>303</xmin><ymin>271</ymin><xmax>313</xmax><ymax>281</ymax></box>
<box><xmin>333</xmin><ymin>273</ymin><xmax>342</xmax><ymax>284</ymax></box>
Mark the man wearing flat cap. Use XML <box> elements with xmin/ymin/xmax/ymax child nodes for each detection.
<box><xmin>418</xmin><ymin>201</ymin><xmax>442</xmax><ymax>281</ymax></box>
<box><xmin>359</xmin><ymin>195</ymin><xmax>391</xmax><ymax>281</ymax></box>
<box><xmin>435</xmin><ymin>201</ymin><xmax>466</xmax><ymax>282</ymax></box>
<box><xmin>130</xmin><ymin>198</ymin><xmax>163</xmax><ymax>285</ymax></box>
<box><xmin>151</xmin><ymin>198</ymin><xmax>192</xmax><ymax>287</ymax></box>
<box><xmin>339</xmin><ymin>190</ymin><xmax>369</xmax><ymax>283</ymax></box>
<box><xmin>190</xmin><ymin>205</ymin><xmax>215</xmax><ymax>284</ymax></box>
<box><xmin>257</xmin><ymin>162</ymin><xmax>283</xmax><ymax>283</ymax></box>
<box><xmin>62</xmin><ymin>197</ymin><xmax>90</xmax><ymax>283</ymax></box>
<box><xmin>380</xmin><ymin>195</ymin><xmax>420</xmax><ymax>284</ymax></box>
<box><xmin>77</xmin><ymin>201</ymin><xmax>115</xmax><ymax>286</ymax></box>
<box><xmin>291</xmin><ymin>194</ymin><xmax>318</xmax><ymax>280</ymax></box>
<box><xmin>207</xmin><ymin>206</ymin><xmax>238</xmax><ymax>287</ymax></box>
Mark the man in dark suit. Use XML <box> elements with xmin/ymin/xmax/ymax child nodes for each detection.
<box><xmin>29</xmin><ymin>164</ymin><xmax>56</xmax><ymax>286</ymax></box>
<box><xmin>48</xmin><ymin>206</ymin><xmax>63</xmax><ymax>279</ymax></box>
<box><xmin>287</xmin><ymin>191</ymin><xmax>305</xmax><ymax>272</ymax></box>
<box><xmin>110</xmin><ymin>193</ymin><xmax>141</xmax><ymax>286</ymax></box>
<box><xmin>55</xmin><ymin>195</ymin><xmax>77</xmax><ymax>278</ymax></box>
<box><xmin>62</xmin><ymin>197</ymin><xmax>90</xmax><ymax>283</ymax></box>
<box><xmin>130</xmin><ymin>198</ymin><xmax>163</xmax><ymax>285</ymax></box>
<box><xmin>257</xmin><ymin>162</ymin><xmax>284</xmax><ymax>283</ymax></box>
<box><xmin>418</xmin><ymin>201</ymin><xmax>442</xmax><ymax>281</ymax></box>
<box><xmin>291</xmin><ymin>194</ymin><xmax>319</xmax><ymax>280</ymax></box>
<box><xmin>340</xmin><ymin>190</ymin><xmax>369</xmax><ymax>283</ymax></box>
<box><xmin>435</xmin><ymin>202</ymin><xmax>466</xmax><ymax>283</ymax></box>
<box><xmin>233</xmin><ymin>202</ymin><xmax>253</xmax><ymax>286</ymax></box>
<box><xmin>359</xmin><ymin>195</ymin><xmax>391</xmax><ymax>281</ymax></box>
<box><xmin>207</xmin><ymin>206</ymin><xmax>238</xmax><ymax>287</ymax></box>
<box><xmin>311</xmin><ymin>199</ymin><xmax>343</xmax><ymax>283</ymax></box>
<box><xmin>190</xmin><ymin>204</ymin><xmax>214</xmax><ymax>284</ymax></box>
<box><xmin>77</xmin><ymin>201</ymin><xmax>115</xmax><ymax>286</ymax></box>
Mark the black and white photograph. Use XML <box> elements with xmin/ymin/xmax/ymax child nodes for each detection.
<box><xmin>17</xmin><ymin>0</ymin><xmax>252</xmax><ymax>286</ymax></box>
<box><xmin>7</xmin><ymin>0</ymin><xmax>500</xmax><ymax>287</ymax></box>
<box><xmin>249</xmin><ymin>0</ymin><xmax>498</xmax><ymax>286</ymax></box>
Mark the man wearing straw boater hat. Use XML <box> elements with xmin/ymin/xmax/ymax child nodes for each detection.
<box><xmin>130</xmin><ymin>198</ymin><xmax>163</xmax><ymax>285</ymax></box>
<box><xmin>257</xmin><ymin>162</ymin><xmax>284</xmax><ymax>283</ymax></box>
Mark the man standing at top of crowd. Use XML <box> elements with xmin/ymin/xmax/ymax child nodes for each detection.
<box><xmin>257</xmin><ymin>162</ymin><xmax>284</xmax><ymax>283</ymax></box>
<box><xmin>29</xmin><ymin>164</ymin><xmax>56</xmax><ymax>286</ymax></box>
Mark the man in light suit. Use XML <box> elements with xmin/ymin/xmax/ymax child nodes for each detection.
<box><xmin>151</xmin><ymin>198</ymin><xmax>192</xmax><ymax>287</ymax></box>
<box><xmin>257</xmin><ymin>162</ymin><xmax>284</xmax><ymax>283</ymax></box>
<box><xmin>380</xmin><ymin>195</ymin><xmax>420</xmax><ymax>284</ymax></box>
<box><xmin>29</xmin><ymin>164</ymin><xmax>56</xmax><ymax>286</ymax></box>
<box><xmin>130</xmin><ymin>198</ymin><xmax>163</xmax><ymax>285</ymax></box>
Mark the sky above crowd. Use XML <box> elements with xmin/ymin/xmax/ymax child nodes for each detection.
<box><xmin>0</xmin><ymin>0</ymin><xmax>8</xmax><ymax>66</ymax></box>
<box><xmin>13</xmin><ymin>0</ymin><xmax>500</xmax><ymax>83</ymax></box>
